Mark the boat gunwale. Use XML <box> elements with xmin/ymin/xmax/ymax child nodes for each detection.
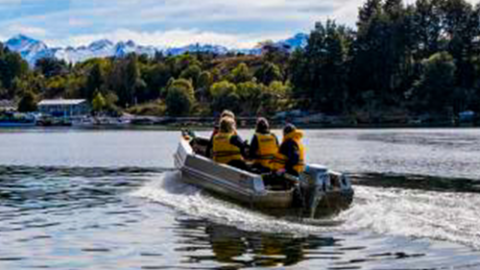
<box><xmin>175</xmin><ymin>137</ymin><xmax>296</xmax><ymax>197</ymax></box>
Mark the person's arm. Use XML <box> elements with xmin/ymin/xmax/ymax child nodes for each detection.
<box><xmin>249</xmin><ymin>135</ymin><xmax>259</xmax><ymax>160</ymax></box>
<box><xmin>231</xmin><ymin>135</ymin><xmax>247</xmax><ymax>158</ymax></box>
<box><xmin>283</xmin><ymin>140</ymin><xmax>300</xmax><ymax>172</ymax></box>
<box><xmin>273</xmin><ymin>134</ymin><xmax>279</xmax><ymax>147</ymax></box>
<box><xmin>206</xmin><ymin>131</ymin><xmax>216</xmax><ymax>158</ymax></box>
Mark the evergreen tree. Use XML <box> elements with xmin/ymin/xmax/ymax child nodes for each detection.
<box><xmin>92</xmin><ymin>91</ymin><xmax>107</xmax><ymax>113</ymax></box>
<box><xmin>255</xmin><ymin>62</ymin><xmax>283</xmax><ymax>85</ymax></box>
<box><xmin>35</xmin><ymin>58</ymin><xmax>68</xmax><ymax>78</ymax></box>
<box><xmin>17</xmin><ymin>91</ymin><xmax>37</xmax><ymax>112</ymax></box>
<box><xmin>411</xmin><ymin>52</ymin><xmax>456</xmax><ymax>113</ymax></box>
<box><xmin>86</xmin><ymin>63</ymin><xmax>104</xmax><ymax>100</ymax></box>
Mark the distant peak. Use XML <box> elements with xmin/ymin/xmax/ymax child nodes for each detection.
<box><xmin>88</xmin><ymin>39</ymin><xmax>114</xmax><ymax>49</ymax></box>
<box><xmin>8</xmin><ymin>34</ymin><xmax>40</xmax><ymax>44</ymax></box>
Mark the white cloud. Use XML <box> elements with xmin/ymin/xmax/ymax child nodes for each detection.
<box><xmin>47</xmin><ymin>28</ymin><xmax>292</xmax><ymax>49</ymax></box>
<box><xmin>7</xmin><ymin>24</ymin><xmax>47</xmax><ymax>37</ymax></box>
<box><xmin>1</xmin><ymin>0</ymin><xmax>478</xmax><ymax>48</ymax></box>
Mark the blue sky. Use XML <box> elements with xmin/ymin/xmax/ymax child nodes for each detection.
<box><xmin>0</xmin><ymin>0</ymin><xmax>476</xmax><ymax>48</ymax></box>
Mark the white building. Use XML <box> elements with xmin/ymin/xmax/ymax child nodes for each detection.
<box><xmin>38</xmin><ymin>99</ymin><xmax>90</xmax><ymax>117</ymax></box>
<box><xmin>0</xmin><ymin>100</ymin><xmax>16</xmax><ymax>112</ymax></box>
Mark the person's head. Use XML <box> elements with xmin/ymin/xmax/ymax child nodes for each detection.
<box><xmin>220</xmin><ymin>110</ymin><xmax>235</xmax><ymax>120</ymax></box>
<box><xmin>256</xmin><ymin>117</ymin><xmax>270</xmax><ymax>133</ymax></box>
<box><xmin>283</xmin><ymin>123</ymin><xmax>296</xmax><ymax>136</ymax></box>
<box><xmin>219</xmin><ymin>117</ymin><xmax>236</xmax><ymax>133</ymax></box>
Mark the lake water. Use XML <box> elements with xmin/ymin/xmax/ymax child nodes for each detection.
<box><xmin>1</xmin><ymin>128</ymin><xmax>480</xmax><ymax>269</ymax></box>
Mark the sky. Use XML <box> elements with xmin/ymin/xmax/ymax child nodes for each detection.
<box><xmin>0</xmin><ymin>0</ymin><xmax>477</xmax><ymax>49</ymax></box>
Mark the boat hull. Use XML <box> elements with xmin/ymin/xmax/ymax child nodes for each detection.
<box><xmin>174</xmin><ymin>138</ymin><xmax>295</xmax><ymax>208</ymax></box>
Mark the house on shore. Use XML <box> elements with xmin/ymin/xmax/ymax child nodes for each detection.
<box><xmin>38</xmin><ymin>99</ymin><xmax>90</xmax><ymax>117</ymax></box>
<box><xmin>0</xmin><ymin>100</ymin><xmax>16</xmax><ymax>112</ymax></box>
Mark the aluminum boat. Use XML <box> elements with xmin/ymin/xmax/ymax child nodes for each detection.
<box><xmin>174</xmin><ymin>133</ymin><xmax>354</xmax><ymax>215</ymax></box>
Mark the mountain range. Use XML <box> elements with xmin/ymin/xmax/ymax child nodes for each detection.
<box><xmin>3</xmin><ymin>33</ymin><xmax>308</xmax><ymax>66</ymax></box>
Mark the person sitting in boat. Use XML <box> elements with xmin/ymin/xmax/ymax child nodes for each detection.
<box><xmin>249</xmin><ymin>117</ymin><xmax>279</xmax><ymax>173</ymax></box>
<box><xmin>206</xmin><ymin>110</ymin><xmax>236</xmax><ymax>158</ymax></box>
<box><xmin>212</xmin><ymin>116</ymin><xmax>248</xmax><ymax>170</ymax></box>
<box><xmin>271</xmin><ymin>124</ymin><xmax>306</xmax><ymax>176</ymax></box>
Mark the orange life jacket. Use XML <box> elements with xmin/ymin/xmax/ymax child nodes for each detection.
<box><xmin>212</xmin><ymin>132</ymin><xmax>243</xmax><ymax>164</ymax></box>
<box><xmin>253</xmin><ymin>133</ymin><xmax>279</xmax><ymax>170</ymax></box>
<box><xmin>271</xmin><ymin>130</ymin><xmax>306</xmax><ymax>173</ymax></box>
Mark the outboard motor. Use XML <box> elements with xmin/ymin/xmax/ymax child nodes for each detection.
<box><xmin>299</xmin><ymin>164</ymin><xmax>354</xmax><ymax>217</ymax></box>
<box><xmin>299</xmin><ymin>164</ymin><xmax>330</xmax><ymax>215</ymax></box>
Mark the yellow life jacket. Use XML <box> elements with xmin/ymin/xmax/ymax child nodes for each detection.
<box><xmin>271</xmin><ymin>130</ymin><xmax>306</xmax><ymax>173</ymax></box>
<box><xmin>212</xmin><ymin>132</ymin><xmax>244</xmax><ymax>164</ymax></box>
<box><xmin>253</xmin><ymin>133</ymin><xmax>279</xmax><ymax>170</ymax></box>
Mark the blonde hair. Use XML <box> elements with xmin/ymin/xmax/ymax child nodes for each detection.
<box><xmin>219</xmin><ymin>117</ymin><xmax>236</xmax><ymax>133</ymax></box>
<box><xmin>220</xmin><ymin>110</ymin><xmax>235</xmax><ymax>120</ymax></box>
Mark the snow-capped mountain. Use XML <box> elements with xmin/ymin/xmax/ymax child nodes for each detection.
<box><xmin>3</xmin><ymin>33</ymin><xmax>308</xmax><ymax>66</ymax></box>
<box><xmin>281</xmin><ymin>33</ymin><xmax>309</xmax><ymax>49</ymax></box>
<box><xmin>5</xmin><ymin>34</ymin><xmax>53</xmax><ymax>65</ymax></box>
<box><xmin>165</xmin><ymin>43</ymin><xmax>229</xmax><ymax>56</ymax></box>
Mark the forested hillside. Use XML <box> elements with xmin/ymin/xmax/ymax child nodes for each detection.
<box><xmin>1</xmin><ymin>0</ymin><xmax>479</xmax><ymax>120</ymax></box>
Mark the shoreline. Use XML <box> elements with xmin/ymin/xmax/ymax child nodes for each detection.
<box><xmin>1</xmin><ymin>121</ymin><xmax>479</xmax><ymax>131</ymax></box>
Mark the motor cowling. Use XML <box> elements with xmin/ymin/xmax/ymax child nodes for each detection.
<box><xmin>299</xmin><ymin>164</ymin><xmax>330</xmax><ymax>213</ymax></box>
<box><xmin>299</xmin><ymin>164</ymin><xmax>353</xmax><ymax>215</ymax></box>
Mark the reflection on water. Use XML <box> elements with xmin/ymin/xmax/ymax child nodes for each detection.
<box><xmin>1</xmin><ymin>129</ymin><xmax>480</xmax><ymax>269</ymax></box>
<box><xmin>0</xmin><ymin>166</ymin><xmax>479</xmax><ymax>269</ymax></box>
<box><xmin>175</xmin><ymin>217</ymin><xmax>337</xmax><ymax>268</ymax></box>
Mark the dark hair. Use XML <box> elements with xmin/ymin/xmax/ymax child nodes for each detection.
<box><xmin>283</xmin><ymin>123</ymin><xmax>296</xmax><ymax>135</ymax></box>
<box><xmin>255</xmin><ymin>117</ymin><xmax>269</xmax><ymax>133</ymax></box>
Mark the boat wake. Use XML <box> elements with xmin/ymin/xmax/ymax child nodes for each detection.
<box><xmin>131</xmin><ymin>171</ymin><xmax>335</xmax><ymax>236</ymax></box>
<box><xmin>132</xmin><ymin>171</ymin><xmax>480</xmax><ymax>250</ymax></box>
<box><xmin>338</xmin><ymin>186</ymin><xmax>480</xmax><ymax>250</ymax></box>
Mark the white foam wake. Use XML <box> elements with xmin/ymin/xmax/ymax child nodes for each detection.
<box><xmin>337</xmin><ymin>186</ymin><xmax>480</xmax><ymax>250</ymax></box>
<box><xmin>131</xmin><ymin>171</ymin><xmax>480</xmax><ymax>249</ymax></box>
<box><xmin>131</xmin><ymin>171</ymin><xmax>334</xmax><ymax>236</ymax></box>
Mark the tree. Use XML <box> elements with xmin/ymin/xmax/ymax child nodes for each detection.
<box><xmin>180</xmin><ymin>64</ymin><xmax>202</xmax><ymax>88</ymax></box>
<box><xmin>357</xmin><ymin>0</ymin><xmax>383</xmax><ymax>34</ymax></box>
<box><xmin>35</xmin><ymin>57</ymin><xmax>68</xmax><ymax>78</ymax></box>
<box><xmin>236</xmin><ymin>81</ymin><xmax>264</xmax><ymax>115</ymax></box>
<box><xmin>255</xmin><ymin>62</ymin><xmax>283</xmax><ymax>85</ymax></box>
<box><xmin>410</xmin><ymin>52</ymin><xmax>456</xmax><ymax>113</ymax></box>
<box><xmin>209</xmin><ymin>81</ymin><xmax>240</xmax><ymax>113</ymax></box>
<box><xmin>230</xmin><ymin>63</ymin><xmax>253</xmax><ymax>83</ymax></box>
<box><xmin>92</xmin><ymin>91</ymin><xmax>107</xmax><ymax>113</ymax></box>
<box><xmin>142</xmin><ymin>62</ymin><xmax>171</xmax><ymax>100</ymax></box>
<box><xmin>85</xmin><ymin>63</ymin><xmax>104</xmax><ymax>100</ymax></box>
<box><xmin>439</xmin><ymin>0</ymin><xmax>477</xmax><ymax>88</ymax></box>
<box><xmin>413</xmin><ymin>0</ymin><xmax>442</xmax><ymax>59</ymax></box>
<box><xmin>292</xmin><ymin>20</ymin><xmax>353</xmax><ymax>113</ymax></box>
<box><xmin>351</xmin><ymin>0</ymin><xmax>415</xmax><ymax>108</ymax></box>
<box><xmin>0</xmin><ymin>49</ymin><xmax>28</xmax><ymax>96</ymax></box>
<box><xmin>167</xmin><ymin>54</ymin><xmax>200</xmax><ymax>77</ymax></box>
<box><xmin>198</xmin><ymin>71</ymin><xmax>212</xmax><ymax>89</ymax></box>
<box><xmin>108</xmin><ymin>54</ymin><xmax>145</xmax><ymax>107</ymax></box>
<box><xmin>165</xmin><ymin>78</ymin><xmax>195</xmax><ymax>116</ymax></box>
<box><xmin>17</xmin><ymin>91</ymin><xmax>37</xmax><ymax>112</ymax></box>
<box><xmin>196</xmin><ymin>71</ymin><xmax>213</xmax><ymax>102</ymax></box>
<box><xmin>260</xmin><ymin>81</ymin><xmax>292</xmax><ymax>115</ymax></box>
<box><xmin>124</xmin><ymin>53</ymin><xmax>141</xmax><ymax>106</ymax></box>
